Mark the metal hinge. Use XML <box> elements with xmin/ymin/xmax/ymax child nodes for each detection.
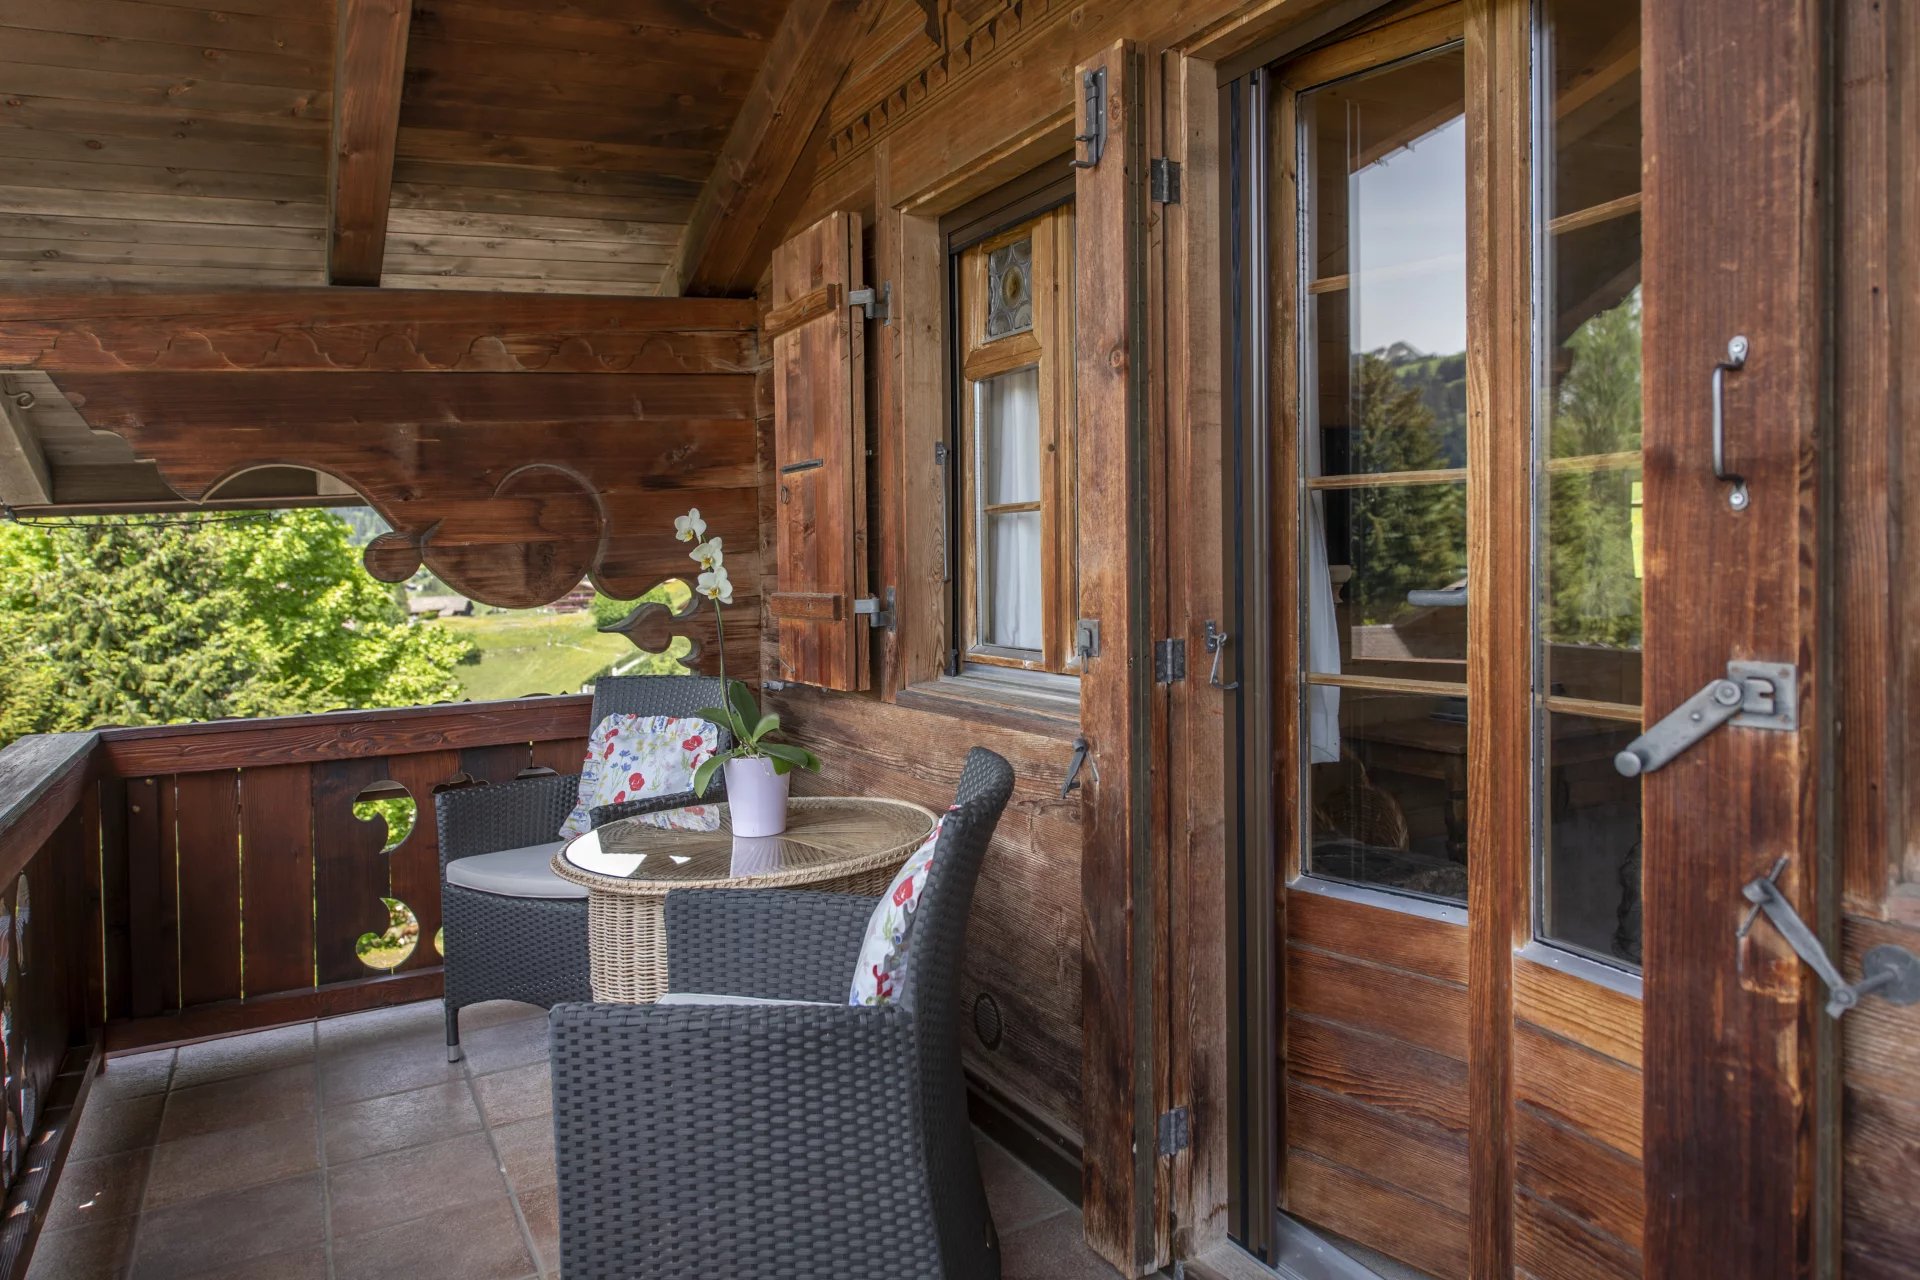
<box><xmin>1157</xmin><ymin>1107</ymin><xmax>1190</xmax><ymax>1157</ymax></box>
<box><xmin>847</xmin><ymin>282</ymin><xmax>891</xmax><ymax>325</ymax></box>
<box><xmin>1071</xmin><ymin>68</ymin><xmax>1107</xmax><ymax>169</ymax></box>
<box><xmin>851</xmin><ymin>588</ymin><xmax>895</xmax><ymax>630</ymax></box>
<box><xmin>1154</xmin><ymin>637</ymin><xmax>1187</xmax><ymax>683</ymax></box>
<box><xmin>1150</xmin><ymin>157</ymin><xmax>1182</xmax><ymax>204</ymax></box>
<box><xmin>1739</xmin><ymin>857</ymin><xmax>1920</xmax><ymax>1018</ymax></box>
<box><xmin>1614</xmin><ymin>660</ymin><xmax>1796</xmax><ymax>777</ymax></box>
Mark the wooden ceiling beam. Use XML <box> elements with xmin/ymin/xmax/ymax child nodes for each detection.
<box><xmin>327</xmin><ymin>0</ymin><xmax>413</xmax><ymax>287</ymax></box>
<box><xmin>0</xmin><ymin>384</ymin><xmax>53</xmax><ymax>508</ymax></box>
<box><xmin>660</xmin><ymin>0</ymin><xmax>873</xmax><ymax>298</ymax></box>
<box><xmin>0</xmin><ymin>288</ymin><xmax>759</xmax><ymax>373</ymax></box>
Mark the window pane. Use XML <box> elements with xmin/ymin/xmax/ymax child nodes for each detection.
<box><xmin>982</xmin><ymin>511</ymin><xmax>1042</xmax><ymax>650</ymax></box>
<box><xmin>1537</xmin><ymin>0</ymin><xmax>1643</xmax><ymax>966</ymax></box>
<box><xmin>977</xmin><ymin>367</ymin><xmax>1042</xmax><ymax>506</ymax></box>
<box><xmin>1540</xmin><ymin>711</ymin><xmax>1642</xmax><ymax>964</ymax></box>
<box><xmin>1312</xmin><ymin>478</ymin><xmax>1468</xmax><ymax>673</ymax></box>
<box><xmin>1307</xmin><ymin>690</ymin><xmax>1468</xmax><ymax>904</ymax></box>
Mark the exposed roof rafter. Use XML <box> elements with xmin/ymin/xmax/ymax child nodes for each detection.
<box><xmin>660</xmin><ymin>0</ymin><xmax>874</xmax><ymax>298</ymax></box>
<box><xmin>328</xmin><ymin>0</ymin><xmax>414</xmax><ymax>287</ymax></box>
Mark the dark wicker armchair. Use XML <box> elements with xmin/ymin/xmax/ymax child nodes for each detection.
<box><xmin>435</xmin><ymin>675</ymin><xmax>732</xmax><ymax>1061</ymax></box>
<box><xmin>548</xmin><ymin>747</ymin><xmax>1016</xmax><ymax>1280</ymax></box>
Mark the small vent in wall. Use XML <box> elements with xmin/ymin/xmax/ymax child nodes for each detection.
<box><xmin>972</xmin><ymin>991</ymin><xmax>1004</xmax><ymax>1050</ymax></box>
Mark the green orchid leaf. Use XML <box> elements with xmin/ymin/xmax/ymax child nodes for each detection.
<box><xmin>726</xmin><ymin>679</ymin><xmax>759</xmax><ymax>733</ymax></box>
<box><xmin>752</xmin><ymin>712</ymin><xmax>780</xmax><ymax>741</ymax></box>
<box><xmin>759</xmin><ymin>742</ymin><xmax>819</xmax><ymax>774</ymax></box>
<box><xmin>692</xmin><ymin>752</ymin><xmax>729</xmax><ymax>797</ymax></box>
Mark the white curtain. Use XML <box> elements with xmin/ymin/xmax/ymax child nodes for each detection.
<box><xmin>977</xmin><ymin>369</ymin><xmax>1044</xmax><ymax>650</ymax></box>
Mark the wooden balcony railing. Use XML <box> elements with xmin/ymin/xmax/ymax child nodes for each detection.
<box><xmin>0</xmin><ymin>695</ymin><xmax>596</xmax><ymax>1279</ymax></box>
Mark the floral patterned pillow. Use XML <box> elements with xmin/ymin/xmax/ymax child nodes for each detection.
<box><xmin>849</xmin><ymin>807</ymin><xmax>957</xmax><ymax>1006</ymax></box>
<box><xmin>558</xmin><ymin>714</ymin><xmax>721</xmax><ymax>838</ymax></box>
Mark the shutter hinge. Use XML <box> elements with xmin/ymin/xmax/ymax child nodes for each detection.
<box><xmin>1154</xmin><ymin>637</ymin><xmax>1186</xmax><ymax>683</ymax></box>
<box><xmin>1157</xmin><ymin>1106</ymin><xmax>1190</xmax><ymax>1157</ymax></box>
<box><xmin>847</xmin><ymin>282</ymin><xmax>891</xmax><ymax>325</ymax></box>
<box><xmin>1150</xmin><ymin>157</ymin><xmax>1182</xmax><ymax>204</ymax></box>
<box><xmin>852</xmin><ymin>587</ymin><xmax>896</xmax><ymax>631</ymax></box>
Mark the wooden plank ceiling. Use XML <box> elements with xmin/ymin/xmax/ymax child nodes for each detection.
<box><xmin>0</xmin><ymin>0</ymin><xmax>925</xmax><ymax>511</ymax></box>
<box><xmin>0</xmin><ymin>0</ymin><xmax>822</xmax><ymax>296</ymax></box>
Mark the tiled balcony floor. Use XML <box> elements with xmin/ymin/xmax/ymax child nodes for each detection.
<box><xmin>27</xmin><ymin>999</ymin><xmax>1113</xmax><ymax>1280</ymax></box>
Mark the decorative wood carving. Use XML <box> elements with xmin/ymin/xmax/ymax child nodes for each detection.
<box><xmin>2</xmin><ymin>292</ymin><xmax>767</xmax><ymax>673</ymax></box>
<box><xmin>820</xmin><ymin>0</ymin><xmax>1053</xmax><ymax>173</ymax></box>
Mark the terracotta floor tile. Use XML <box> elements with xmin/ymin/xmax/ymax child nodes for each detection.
<box><xmin>490</xmin><ymin>1115</ymin><xmax>556</xmax><ymax>1191</ymax></box>
<box><xmin>460</xmin><ymin>1014</ymin><xmax>549</xmax><ymax>1075</ymax></box>
<box><xmin>333</xmin><ymin>1193</ymin><xmax>536</xmax><ymax>1280</ymax></box>
<box><xmin>91</xmin><ymin>1052</ymin><xmax>174</xmax><ymax>1101</ymax></box>
<box><xmin>168</xmin><ymin>1244</ymin><xmax>329</xmax><ymax>1280</ymax></box>
<box><xmin>129</xmin><ymin>1173</ymin><xmax>325</xmax><ymax>1280</ymax></box>
<box><xmin>473</xmin><ymin>1060</ymin><xmax>550</xmax><ymax>1127</ymax></box>
<box><xmin>156</xmin><ymin>1065</ymin><xmax>315</xmax><ymax>1143</ymax></box>
<box><xmin>44</xmin><ymin>1149</ymin><xmax>148</xmax><ymax>1231</ymax></box>
<box><xmin>323</xmin><ymin>1078</ymin><xmax>483</xmax><ymax>1165</ymax></box>
<box><xmin>1000</xmin><ymin>1213</ymin><xmax>1121</xmax><ymax>1280</ymax></box>
<box><xmin>977</xmin><ymin>1134</ymin><xmax>1073</xmax><ymax>1234</ymax></box>
<box><xmin>316</xmin><ymin>999</ymin><xmax>449</xmax><ymax>1059</ymax></box>
<box><xmin>67</xmin><ymin>1093</ymin><xmax>164</xmax><ymax>1161</ymax></box>
<box><xmin>142</xmin><ymin>1116</ymin><xmax>319</xmax><ymax>1209</ymax></box>
<box><xmin>327</xmin><ymin>1131</ymin><xmax>507</xmax><ymax>1237</ymax></box>
<box><xmin>21</xmin><ymin>1215</ymin><xmax>135</xmax><ymax>1279</ymax></box>
<box><xmin>515</xmin><ymin>1181</ymin><xmax>560</xmax><ymax>1274</ymax></box>
<box><xmin>171</xmin><ymin>1025</ymin><xmax>314</xmax><ymax>1091</ymax></box>
<box><xmin>319</xmin><ymin>1039</ymin><xmax>462</xmax><ymax>1107</ymax></box>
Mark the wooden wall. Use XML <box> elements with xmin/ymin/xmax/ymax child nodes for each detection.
<box><xmin>1833</xmin><ymin>0</ymin><xmax>1920</xmax><ymax>1274</ymax></box>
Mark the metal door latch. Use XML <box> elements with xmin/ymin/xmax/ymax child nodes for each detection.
<box><xmin>1060</xmin><ymin>736</ymin><xmax>1097</xmax><ymax>799</ymax></box>
<box><xmin>1614</xmin><ymin>660</ymin><xmax>1797</xmax><ymax>777</ymax></box>
<box><xmin>1204</xmin><ymin>620</ymin><xmax>1239</xmax><ymax>690</ymax></box>
<box><xmin>1738</xmin><ymin>858</ymin><xmax>1920</xmax><ymax>1018</ymax></box>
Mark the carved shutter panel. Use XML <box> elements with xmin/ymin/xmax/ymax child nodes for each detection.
<box><xmin>768</xmin><ymin>211</ymin><xmax>869</xmax><ymax>691</ymax></box>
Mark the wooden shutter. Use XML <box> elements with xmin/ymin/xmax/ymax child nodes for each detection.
<box><xmin>1072</xmin><ymin>39</ymin><xmax>1168</xmax><ymax>1278</ymax></box>
<box><xmin>768</xmin><ymin>212</ymin><xmax>870</xmax><ymax>691</ymax></box>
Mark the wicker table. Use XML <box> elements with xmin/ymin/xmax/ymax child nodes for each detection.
<box><xmin>551</xmin><ymin>796</ymin><xmax>937</xmax><ymax>1004</ymax></box>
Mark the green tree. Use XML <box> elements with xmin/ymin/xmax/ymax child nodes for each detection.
<box><xmin>0</xmin><ymin>511</ymin><xmax>472</xmax><ymax>745</ymax></box>
<box><xmin>1545</xmin><ymin>289</ymin><xmax>1643</xmax><ymax>649</ymax></box>
<box><xmin>1346</xmin><ymin>351</ymin><xmax>1468</xmax><ymax>625</ymax></box>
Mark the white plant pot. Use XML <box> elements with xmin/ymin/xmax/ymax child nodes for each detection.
<box><xmin>724</xmin><ymin>756</ymin><xmax>790</xmax><ymax>837</ymax></box>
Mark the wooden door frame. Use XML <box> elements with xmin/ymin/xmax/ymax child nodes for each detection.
<box><xmin>1640</xmin><ymin>0</ymin><xmax>1839</xmax><ymax>1275</ymax></box>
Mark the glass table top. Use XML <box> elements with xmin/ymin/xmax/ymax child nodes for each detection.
<box><xmin>557</xmin><ymin>797</ymin><xmax>935</xmax><ymax>886</ymax></box>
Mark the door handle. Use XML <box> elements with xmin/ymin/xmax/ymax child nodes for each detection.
<box><xmin>1711</xmin><ymin>334</ymin><xmax>1750</xmax><ymax>510</ymax></box>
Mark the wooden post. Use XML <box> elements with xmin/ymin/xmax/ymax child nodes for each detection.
<box><xmin>1641</xmin><ymin>0</ymin><xmax>1835</xmax><ymax>1274</ymax></box>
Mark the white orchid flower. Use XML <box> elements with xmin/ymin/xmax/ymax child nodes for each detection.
<box><xmin>674</xmin><ymin>508</ymin><xmax>706</xmax><ymax>543</ymax></box>
<box><xmin>689</xmin><ymin>537</ymin><xmax>724</xmax><ymax>573</ymax></box>
<box><xmin>696</xmin><ymin>566</ymin><xmax>734</xmax><ymax>604</ymax></box>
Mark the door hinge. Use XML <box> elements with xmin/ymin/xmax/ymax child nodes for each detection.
<box><xmin>1154</xmin><ymin>637</ymin><xmax>1187</xmax><ymax>684</ymax></box>
<box><xmin>1157</xmin><ymin>1106</ymin><xmax>1190</xmax><ymax>1157</ymax></box>
<box><xmin>1150</xmin><ymin>157</ymin><xmax>1182</xmax><ymax>204</ymax></box>
<box><xmin>1614</xmin><ymin>660</ymin><xmax>1796</xmax><ymax>777</ymax></box>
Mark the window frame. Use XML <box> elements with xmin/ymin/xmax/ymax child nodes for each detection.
<box><xmin>945</xmin><ymin>195</ymin><xmax>1080</xmax><ymax>680</ymax></box>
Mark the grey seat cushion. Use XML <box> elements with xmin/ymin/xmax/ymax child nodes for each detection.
<box><xmin>656</xmin><ymin>992</ymin><xmax>836</xmax><ymax>1007</ymax></box>
<box><xmin>444</xmin><ymin>841</ymin><xmax>585</xmax><ymax>900</ymax></box>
